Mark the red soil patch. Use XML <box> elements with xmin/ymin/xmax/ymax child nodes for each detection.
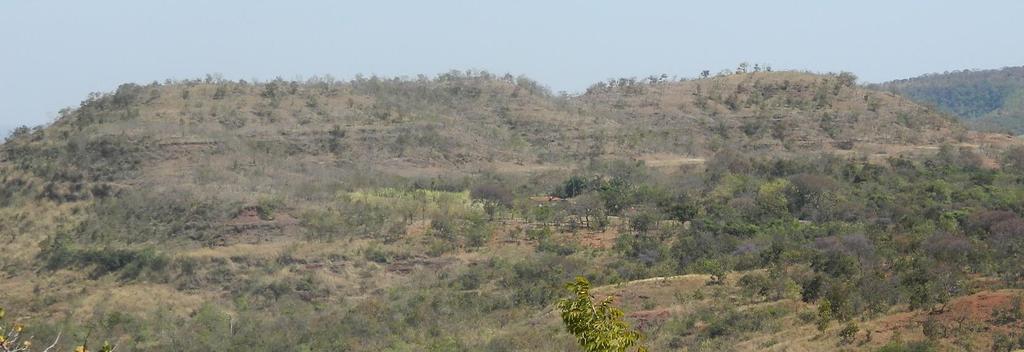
<box><xmin>575</xmin><ymin>227</ymin><xmax>619</xmax><ymax>249</ymax></box>
<box><xmin>939</xmin><ymin>290</ymin><xmax>1018</xmax><ymax>322</ymax></box>
<box><xmin>872</xmin><ymin>289</ymin><xmax>1023</xmax><ymax>338</ymax></box>
<box><xmin>627</xmin><ymin>308</ymin><xmax>672</xmax><ymax>331</ymax></box>
<box><xmin>212</xmin><ymin>207</ymin><xmax>300</xmax><ymax>245</ymax></box>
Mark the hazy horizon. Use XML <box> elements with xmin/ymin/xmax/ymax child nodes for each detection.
<box><xmin>2</xmin><ymin>0</ymin><xmax>1023</xmax><ymax>135</ymax></box>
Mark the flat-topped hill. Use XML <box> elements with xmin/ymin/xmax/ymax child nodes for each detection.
<box><xmin>3</xmin><ymin>70</ymin><xmax>1023</xmax><ymax>351</ymax></box>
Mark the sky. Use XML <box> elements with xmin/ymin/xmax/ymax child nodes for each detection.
<box><xmin>2</xmin><ymin>0</ymin><xmax>1023</xmax><ymax>136</ymax></box>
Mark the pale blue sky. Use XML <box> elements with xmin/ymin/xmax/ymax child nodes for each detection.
<box><xmin>2</xmin><ymin>0</ymin><xmax>1023</xmax><ymax>135</ymax></box>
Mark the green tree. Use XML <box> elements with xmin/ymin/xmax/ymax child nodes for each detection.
<box><xmin>470</xmin><ymin>184</ymin><xmax>514</xmax><ymax>220</ymax></box>
<box><xmin>557</xmin><ymin>277</ymin><xmax>647</xmax><ymax>352</ymax></box>
<box><xmin>755</xmin><ymin>179</ymin><xmax>791</xmax><ymax>221</ymax></box>
<box><xmin>698</xmin><ymin>258</ymin><xmax>728</xmax><ymax>285</ymax></box>
<box><xmin>816</xmin><ymin>299</ymin><xmax>833</xmax><ymax>333</ymax></box>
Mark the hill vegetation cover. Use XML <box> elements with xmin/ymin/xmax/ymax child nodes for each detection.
<box><xmin>879</xmin><ymin>66</ymin><xmax>1024</xmax><ymax>134</ymax></box>
<box><xmin>1</xmin><ymin>69</ymin><xmax>1023</xmax><ymax>351</ymax></box>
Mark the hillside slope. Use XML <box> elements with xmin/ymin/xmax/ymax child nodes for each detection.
<box><xmin>878</xmin><ymin>66</ymin><xmax>1024</xmax><ymax>134</ymax></box>
<box><xmin>6</xmin><ymin>70</ymin><xmax>965</xmax><ymax>174</ymax></box>
<box><xmin>2</xmin><ymin>70</ymin><xmax>1023</xmax><ymax>351</ymax></box>
<box><xmin>1</xmin><ymin>70</ymin><xmax>972</xmax><ymax>213</ymax></box>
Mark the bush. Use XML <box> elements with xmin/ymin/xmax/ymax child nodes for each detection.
<box><xmin>6</xmin><ymin>134</ymin><xmax>152</xmax><ymax>183</ymax></box>
<box><xmin>738</xmin><ymin>272</ymin><xmax>771</xmax><ymax>299</ymax></box>
<box><xmin>921</xmin><ymin>316</ymin><xmax>943</xmax><ymax>341</ymax></box>
<box><xmin>991</xmin><ymin>295</ymin><xmax>1024</xmax><ymax>325</ymax></box>
<box><xmin>470</xmin><ymin>184</ymin><xmax>513</xmax><ymax>219</ymax></box>
<box><xmin>991</xmin><ymin>333</ymin><xmax>1024</xmax><ymax>352</ymax></box>
<box><xmin>255</xmin><ymin>196</ymin><xmax>285</xmax><ymax>220</ymax></box>
<box><xmin>816</xmin><ymin>299</ymin><xmax>833</xmax><ymax>332</ymax></box>
<box><xmin>429</xmin><ymin>212</ymin><xmax>492</xmax><ymax>248</ymax></box>
<box><xmin>553</xmin><ymin>176</ymin><xmax>597</xmax><ymax>199</ymax></box>
<box><xmin>363</xmin><ymin>245</ymin><xmax>391</xmax><ymax>264</ymax></box>
<box><xmin>505</xmin><ymin>254</ymin><xmax>591</xmax><ymax>307</ymax></box>
<box><xmin>1003</xmin><ymin>145</ymin><xmax>1024</xmax><ymax>172</ymax></box>
<box><xmin>697</xmin><ymin>304</ymin><xmax>789</xmax><ymax>339</ymax></box>
<box><xmin>629</xmin><ymin>211</ymin><xmax>658</xmax><ymax>234</ymax></box>
<box><xmin>838</xmin><ymin>322</ymin><xmax>858</xmax><ymax>345</ymax></box>
<box><xmin>38</xmin><ymin>235</ymin><xmax>170</xmax><ymax>280</ymax></box>
<box><xmin>697</xmin><ymin>258</ymin><xmax>728</xmax><ymax>285</ymax></box>
<box><xmin>0</xmin><ymin>308</ymin><xmax>115</xmax><ymax>352</ymax></box>
<box><xmin>301</xmin><ymin>201</ymin><xmax>392</xmax><ymax>242</ymax></box>
<box><xmin>67</xmin><ymin>189</ymin><xmax>230</xmax><ymax>245</ymax></box>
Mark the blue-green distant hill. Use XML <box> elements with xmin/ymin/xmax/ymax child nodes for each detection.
<box><xmin>878</xmin><ymin>66</ymin><xmax>1024</xmax><ymax>134</ymax></box>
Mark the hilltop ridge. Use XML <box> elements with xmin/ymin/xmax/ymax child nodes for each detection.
<box><xmin>5</xmin><ymin>70</ymin><xmax>966</xmax><ymax>174</ymax></box>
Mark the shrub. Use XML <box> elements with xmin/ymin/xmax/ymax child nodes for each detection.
<box><xmin>363</xmin><ymin>245</ymin><xmax>391</xmax><ymax>264</ymax></box>
<box><xmin>738</xmin><ymin>272</ymin><xmax>771</xmax><ymax>299</ymax></box>
<box><xmin>69</xmin><ymin>189</ymin><xmax>229</xmax><ymax>245</ymax></box>
<box><xmin>255</xmin><ymin>196</ymin><xmax>285</xmax><ymax>220</ymax></box>
<box><xmin>921</xmin><ymin>316</ymin><xmax>943</xmax><ymax>341</ymax></box>
<box><xmin>470</xmin><ymin>184</ymin><xmax>513</xmax><ymax>219</ymax></box>
<box><xmin>838</xmin><ymin>322</ymin><xmax>858</xmax><ymax>345</ymax></box>
<box><xmin>816</xmin><ymin>299</ymin><xmax>833</xmax><ymax>332</ymax></box>
<box><xmin>991</xmin><ymin>295</ymin><xmax>1024</xmax><ymax>325</ymax></box>
<box><xmin>37</xmin><ymin>236</ymin><xmax>170</xmax><ymax>281</ymax></box>
<box><xmin>553</xmin><ymin>176</ymin><xmax>592</xmax><ymax>199</ymax></box>
<box><xmin>991</xmin><ymin>333</ymin><xmax>1024</xmax><ymax>352</ymax></box>
<box><xmin>614</xmin><ymin>231</ymin><xmax>663</xmax><ymax>267</ymax></box>
<box><xmin>755</xmin><ymin>179</ymin><xmax>792</xmax><ymax>221</ymax></box>
<box><xmin>1003</xmin><ymin>145</ymin><xmax>1024</xmax><ymax>172</ymax></box>
<box><xmin>6</xmin><ymin>134</ymin><xmax>152</xmax><ymax>183</ymax></box>
<box><xmin>301</xmin><ymin>201</ymin><xmax>392</xmax><ymax>242</ymax></box>
<box><xmin>697</xmin><ymin>259</ymin><xmax>728</xmax><ymax>285</ymax></box>
<box><xmin>0</xmin><ymin>308</ymin><xmax>116</xmax><ymax>351</ymax></box>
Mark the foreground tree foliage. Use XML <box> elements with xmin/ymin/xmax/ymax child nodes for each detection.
<box><xmin>0</xmin><ymin>308</ymin><xmax>112</xmax><ymax>352</ymax></box>
<box><xmin>558</xmin><ymin>277</ymin><xmax>646</xmax><ymax>352</ymax></box>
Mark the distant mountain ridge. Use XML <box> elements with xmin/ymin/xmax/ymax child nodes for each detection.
<box><xmin>878</xmin><ymin>66</ymin><xmax>1024</xmax><ymax>134</ymax></box>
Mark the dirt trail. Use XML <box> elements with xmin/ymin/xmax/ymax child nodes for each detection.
<box><xmin>636</xmin><ymin>154</ymin><xmax>706</xmax><ymax>169</ymax></box>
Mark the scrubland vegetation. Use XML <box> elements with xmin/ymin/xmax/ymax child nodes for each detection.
<box><xmin>1</xmin><ymin>68</ymin><xmax>1023</xmax><ymax>351</ymax></box>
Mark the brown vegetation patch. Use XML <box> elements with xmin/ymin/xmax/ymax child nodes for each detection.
<box><xmin>574</xmin><ymin>226</ymin><xmax>619</xmax><ymax>249</ymax></box>
<box><xmin>226</xmin><ymin>207</ymin><xmax>298</xmax><ymax>227</ymax></box>
<box><xmin>868</xmin><ymin>289</ymin><xmax>1024</xmax><ymax>346</ymax></box>
<box><xmin>627</xmin><ymin>308</ymin><xmax>672</xmax><ymax>331</ymax></box>
<box><xmin>404</xmin><ymin>219</ymin><xmax>431</xmax><ymax>237</ymax></box>
<box><xmin>385</xmin><ymin>255</ymin><xmax>459</xmax><ymax>275</ymax></box>
<box><xmin>940</xmin><ymin>290</ymin><xmax>1019</xmax><ymax>322</ymax></box>
<box><xmin>209</xmin><ymin>207</ymin><xmax>301</xmax><ymax>245</ymax></box>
